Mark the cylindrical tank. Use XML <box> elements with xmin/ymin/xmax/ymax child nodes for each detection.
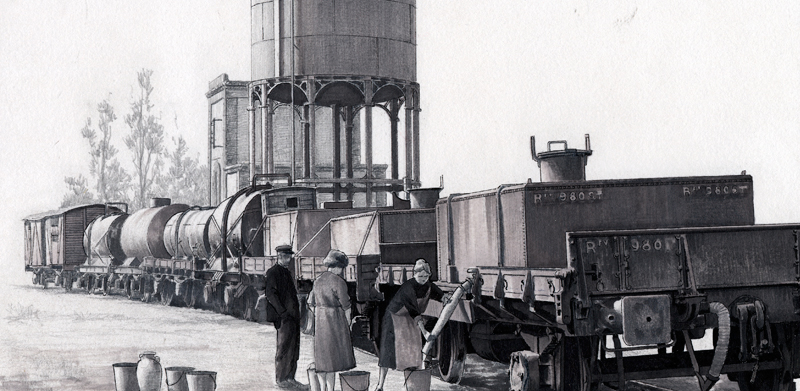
<box><xmin>83</xmin><ymin>214</ymin><xmax>128</xmax><ymax>265</ymax></box>
<box><xmin>119</xmin><ymin>204</ymin><xmax>190</xmax><ymax>260</ymax></box>
<box><xmin>251</xmin><ymin>0</ymin><xmax>417</xmax><ymax>82</ymax></box>
<box><xmin>164</xmin><ymin>208</ymin><xmax>216</xmax><ymax>260</ymax></box>
<box><xmin>208</xmin><ymin>190</ymin><xmax>265</xmax><ymax>259</ymax></box>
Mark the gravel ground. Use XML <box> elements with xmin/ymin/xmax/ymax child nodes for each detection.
<box><xmin>0</xmin><ymin>280</ymin><xmax>760</xmax><ymax>391</ymax></box>
<box><xmin>0</xmin><ymin>282</ymin><xmax>511</xmax><ymax>391</ymax></box>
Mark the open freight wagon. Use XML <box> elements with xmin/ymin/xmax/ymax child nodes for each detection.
<box><xmin>415</xmin><ymin>137</ymin><xmax>797</xmax><ymax>390</ymax></box>
<box><xmin>560</xmin><ymin>224</ymin><xmax>800</xmax><ymax>391</ymax></box>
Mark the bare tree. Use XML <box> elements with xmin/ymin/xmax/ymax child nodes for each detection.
<box><xmin>61</xmin><ymin>175</ymin><xmax>94</xmax><ymax>207</ymax></box>
<box><xmin>81</xmin><ymin>100</ymin><xmax>131</xmax><ymax>203</ymax></box>
<box><xmin>124</xmin><ymin>69</ymin><xmax>165</xmax><ymax>210</ymax></box>
<box><xmin>160</xmin><ymin>135</ymin><xmax>210</xmax><ymax>206</ymax></box>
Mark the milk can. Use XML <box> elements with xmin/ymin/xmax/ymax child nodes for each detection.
<box><xmin>137</xmin><ymin>351</ymin><xmax>163</xmax><ymax>391</ymax></box>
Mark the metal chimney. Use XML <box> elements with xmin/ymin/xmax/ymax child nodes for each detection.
<box><xmin>531</xmin><ymin>134</ymin><xmax>592</xmax><ymax>182</ymax></box>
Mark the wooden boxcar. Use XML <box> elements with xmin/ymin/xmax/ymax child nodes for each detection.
<box><xmin>24</xmin><ymin>204</ymin><xmax>119</xmax><ymax>288</ymax></box>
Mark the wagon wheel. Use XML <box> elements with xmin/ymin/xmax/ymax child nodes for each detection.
<box><xmin>736</xmin><ymin>370</ymin><xmax>794</xmax><ymax>391</ymax></box>
<box><xmin>243</xmin><ymin>287</ymin><xmax>258</xmax><ymax>321</ymax></box>
<box><xmin>63</xmin><ymin>273</ymin><xmax>72</xmax><ymax>292</ymax></box>
<box><xmin>125</xmin><ymin>278</ymin><xmax>135</xmax><ymax>299</ymax></box>
<box><xmin>160</xmin><ymin>280</ymin><xmax>175</xmax><ymax>306</ymax></box>
<box><xmin>141</xmin><ymin>276</ymin><xmax>153</xmax><ymax>303</ymax></box>
<box><xmin>731</xmin><ymin>324</ymin><xmax>796</xmax><ymax>391</ymax></box>
<box><xmin>171</xmin><ymin>281</ymin><xmax>187</xmax><ymax>307</ymax></box>
<box><xmin>213</xmin><ymin>284</ymin><xmax>228</xmax><ymax>314</ymax></box>
<box><xmin>558</xmin><ymin>336</ymin><xmax>600</xmax><ymax>391</ymax></box>
<box><xmin>32</xmin><ymin>272</ymin><xmax>39</xmax><ymax>286</ymax></box>
<box><xmin>86</xmin><ymin>275</ymin><xmax>96</xmax><ymax>294</ymax></box>
<box><xmin>102</xmin><ymin>275</ymin><xmax>111</xmax><ymax>296</ymax></box>
<box><xmin>186</xmin><ymin>281</ymin><xmax>199</xmax><ymax>308</ymax></box>
<box><xmin>437</xmin><ymin>321</ymin><xmax>468</xmax><ymax>383</ymax></box>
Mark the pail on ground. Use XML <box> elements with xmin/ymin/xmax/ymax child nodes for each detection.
<box><xmin>339</xmin><ymin>371</ymin><xmax>370</xmax><ymax>391</ymax></box>
<box><xmin>113</xmin><ymin>363</ymin><xmax>140</xmax><ymax>391</ymax></box>
<box><xmin>403</xmin><ymin>368</ymin><xmax>431</xmax><ymax>391</ymax></box>
<box><xmin>307</xmin><ymin>363</ymin><xmax>321</xmax><ymax>391</ymax></box>
<box><xmin>165</xmin><ymin>366</ymin><xmax>195</xmax><ymax>391</ymax></box>
<box><xmin>187</xmin><ymin>370</ymin><xmax>217</xmax><ymax>391</ymax></box>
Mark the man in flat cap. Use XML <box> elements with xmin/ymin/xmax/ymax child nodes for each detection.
<box><xmin>262</xmin><ymin>244</ymin><xmax>306</xmax><ymax>390</ymax></box>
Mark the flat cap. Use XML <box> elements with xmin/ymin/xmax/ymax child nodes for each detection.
<box><xmin>275</xmin><ymin>244</ymin><xmax>294</xmax><ymax>254</ymax></box>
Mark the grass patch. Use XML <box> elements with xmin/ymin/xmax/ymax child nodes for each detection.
<box><xmin>5</xmin><ymin>303</ymin><xmax>40</xmax><ymax>323</ymax></box>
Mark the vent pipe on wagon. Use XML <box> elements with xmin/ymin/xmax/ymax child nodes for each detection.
<box><xmin>149</xmin><ymin>198</ymin><xmax>171</xmax><ymax>207</ymax></box>
<box><xmin>531</xmin><ymin>134</ymin><xmax>592</xmax><ymax>182</ymax></box>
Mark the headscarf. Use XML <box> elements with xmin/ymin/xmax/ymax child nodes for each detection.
<box><xmin>323</xmin><ymin>249</ymin><xmax>349</xmax><ymax>268</ymax></box>
<box><xmin>413</xmin><ymin>258</ymin><xmax>431</xmax><ymax>276</ymax></box>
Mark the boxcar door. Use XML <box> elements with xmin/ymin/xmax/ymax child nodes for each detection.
<box><xmin>46</xmin><ymin>216</ymin><xmax>61</xmax><ymax>267</ymax></box>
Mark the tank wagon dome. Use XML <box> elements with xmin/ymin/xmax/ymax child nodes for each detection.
<box><xmin>119</xmin><ymin>202</ymin><xmax>190</xmax><ymax>262</ymax></box>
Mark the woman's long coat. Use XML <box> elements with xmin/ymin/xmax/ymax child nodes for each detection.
<box><xmin>307</xmin><ymin>271</ymin><xmax>356</xmax><ymax>372</ymax></box>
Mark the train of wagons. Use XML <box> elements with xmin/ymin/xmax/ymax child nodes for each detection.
<box><xmin>24</xmin><ymin>135</ymin><xmax>800</xmax><ymax>391</ymax></box>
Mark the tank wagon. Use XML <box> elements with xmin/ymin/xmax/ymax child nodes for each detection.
<box><xmin>59</xmin><ymin>175</ymin><xmax>385</xmax><ymax>316</ymax></box>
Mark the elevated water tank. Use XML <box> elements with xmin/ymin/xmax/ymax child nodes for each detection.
<box><xmin>252</xmin><ymin>0</ymin><xmax>416</xmax><ymax>83</ymax></box>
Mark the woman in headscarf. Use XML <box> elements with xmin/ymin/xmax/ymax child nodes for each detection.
<box><xmin>373</xmin><ymin>258</ymin><xmax>448</xmax><ymax>391</ymax></box>
<box><xmin>307</xmin><ymin>249</ymin><xmax>356</xmax><ymax>391</ymax></box>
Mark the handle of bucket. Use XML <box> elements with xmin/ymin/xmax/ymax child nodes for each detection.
<box><xmin>166</xmin><ymin>371</ymin><xmax>186</xmax><ymax>387</ymax></box>
<box><xmin>341</xmin><ymin>374</ymin><xmax>358</xmax><ymax>390</ymax></box>
<box><xmin>206</xmin><ymin>374</ymin><xmax>217</xmax><ymax>388</ymax></box>
<box><xmin>404</xmin><ymin>368</ymin><xmax>427</xmax><ymax>383</ymax></box>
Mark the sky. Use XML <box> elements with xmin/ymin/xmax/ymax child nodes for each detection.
<box><xmin>2</xmin><ymin>1</ymin><xmax>800</xmax><ymax>278</ymax></box>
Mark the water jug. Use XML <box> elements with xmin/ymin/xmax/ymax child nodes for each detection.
<box><xmin>137</xmin><ymin>351</ymin><xmax>162</xmax><ymax>391</ymax></box>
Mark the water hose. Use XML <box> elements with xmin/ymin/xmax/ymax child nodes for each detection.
<box><xmin>708</xmin><ymin>301</ymin><xmax>730</xmax><ymax>380</ymax></box>
<box><xmin>421</xmin><ymin>278</ymin><xmax>474</xmax><ymax>361</ymax></box>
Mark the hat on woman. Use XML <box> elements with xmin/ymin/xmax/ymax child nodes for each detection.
<box><xmin>413</xmin><ymin>258</ymin><xmax>431</xmax><ymax>276</ymax></box>
<box><xmin>323</xmin><ymin>249</ymin><xmax>349</xmax><ymax>268</ymax></box>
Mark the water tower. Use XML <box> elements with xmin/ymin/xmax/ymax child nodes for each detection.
<box><xmin>243</xmin><ymin>0</ymin><xmax>420</xmax><ymax>207</ymax></box>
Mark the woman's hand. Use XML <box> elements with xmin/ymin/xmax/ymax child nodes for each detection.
<box><xmin>417</xmin><ymin>319</ymin><xmax>431</xmax><ymax>340</ymax></box>
<box><xmin>441</xmin><ymin>293</ymin><xmax>452</xmax><ymax>304</ymax></box>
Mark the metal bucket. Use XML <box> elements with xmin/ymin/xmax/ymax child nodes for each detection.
<box><xmin>339</xmin><ymin>371</ymin><xmax>370</xmax><ymax>391</ymax></box>
<box><xmin>165</xmin><ymin>367</ymin><xmax>195</xmax><ymax>391</ymax></box>
<box><xmin>113</xmin><ymin>363</ymin><xmax>140</xmax><ymax>391</ymax></box>
<box><xmin>409</xmin><ymin>188</ymin><xmax>442</xmax><ymax>209</ymax></box>
<box><xmin>187</xmin><ymin>371</ymin><xmax>216</xmax><ymax>391</ymax></box>
<box><xmin>403</xmin><ymin>368</ymin><xmax>431</xmax><ymax>391</ymax></box>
